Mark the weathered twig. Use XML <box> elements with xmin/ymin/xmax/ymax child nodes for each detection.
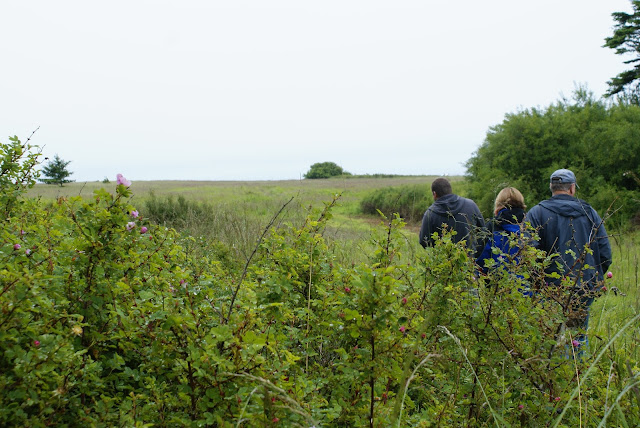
<box><xmin>224</xmin><ymin>196</ymin><xmax>294</xmax><ymax>324</ymax></box>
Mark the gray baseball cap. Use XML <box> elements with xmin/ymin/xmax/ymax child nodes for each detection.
<box><xmin>550</xmin><ymin>169</ymin><xmax>579</xmax><ymax>188</ymax></box>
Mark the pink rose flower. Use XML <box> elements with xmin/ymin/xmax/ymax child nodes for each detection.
<box><xmin>116</xmin><ymin>174</ymin><xmax>132</xmax><ymax>187</ymax></box>
<box><xmin>140</xmin><ymin>226</ymin><xmax>148</xmax><ymax>234</ymax></box>
<box><xmin>130</xmin><ymin>210</ymin><xmax>139</xmax><ymax>218</ymax></box>
<box><xmin>13</xmin><ymin>243</ymin><xmax>21</xmax><ymax>250</ymax></box>
<box><xmin>126</xmin><ymin>222</ymin><xmax>136</xmax><ymax>231</ymax></box>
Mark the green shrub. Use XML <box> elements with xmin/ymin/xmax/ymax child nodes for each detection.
<box><xmin>304</xmin><ymin>161</ymin><xmax>350</xmax><ymax>179</ymax></box>
<box><xmin>144</xmin><ymin>192</ymin><xmax>214</xmax><ymax>227</ymax></box>
<box><xmin>360</xmin><ymin>183</ymin><xmax>430</xmax><ymax>222</ymax></box>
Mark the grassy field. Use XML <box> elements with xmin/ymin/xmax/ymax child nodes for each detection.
<box><xmin>27</xmin><ymin>175</ymin><xmax>465</xmax><ymax>234</ymax></box>
<box><xmin>27</xmin><ymin>175</ymin><xmax>456</xmax><ymax>206</ymax></box>
<box><xmin>591</xmin><ymin>231</ymin><xmax>640</xmax><ymax>361</ymax></box>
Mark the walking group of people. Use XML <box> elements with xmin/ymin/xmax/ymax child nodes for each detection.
<box><xmin>418</xmin><ymin>169</ymin><xmax>612</xmax><ymax>345</ymax></box>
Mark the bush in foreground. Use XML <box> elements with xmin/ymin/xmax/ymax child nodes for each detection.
<box><xmin>1</xmin><ymin>137</ymin><xmax>639</xmax><ymax>426</ymax></box>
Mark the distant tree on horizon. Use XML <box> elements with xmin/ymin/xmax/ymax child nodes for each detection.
<box><xmin>304</xmin><ymin>161</ymin><xmax>350</xmax><ymax>179</ymax></box>
<box><xmin>39</xmin><ymin>154</ymin><xmax>74</xmax><ymax>187</ymax></box>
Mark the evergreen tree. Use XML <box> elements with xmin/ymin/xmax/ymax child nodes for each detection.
<box><xmin>40</xmin><ymin>154</ymin><xmax>74</xmax><ymax>186</ymax></box>
<box><xmin>604</xmin><ymin>1</ymin><xmax>640</xmax><ymax>102</ymax></box>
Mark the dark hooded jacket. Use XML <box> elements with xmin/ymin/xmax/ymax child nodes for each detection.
<box><xmin>419</xmin><ymin>193</ymin><xmax>485</xmax><ymax>256</ymax></box>
<box><xmin>476</xmin><ymin>207</ymin><xmax>526</xmax><ymax>274</ymax></box>
<box><xmin>525</xmin><ymin>194</ymin><xmax>611</xmax><ymax>289</ymax></box>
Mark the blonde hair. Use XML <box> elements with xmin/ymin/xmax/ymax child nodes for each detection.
<box><xmin>494</xmin><ymin>187</ymin><xmax>526</xmax><ymax>213</ymax></box>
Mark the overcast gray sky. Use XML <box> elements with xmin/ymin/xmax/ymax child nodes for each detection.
<box><xmin>1</xmin><ymin>0</ymin><xmax>632</xmax><ymax>182</ymax></box>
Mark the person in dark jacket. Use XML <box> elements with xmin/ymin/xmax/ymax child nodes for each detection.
<box><xmin>525</xmin><ymin>169</ymin><xmax>612</xmax><ymax>332</ymax></box>
<box><xmin>476</xmin><ymin>187</ymin><xmax>527</xmax><ymax>274</ymax></box>
<box><xmin>419</xmin><ymin>177</ymin><xmax>485</xmax><ymax>257</ymax></box>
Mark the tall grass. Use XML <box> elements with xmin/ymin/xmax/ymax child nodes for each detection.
<box><xmin>591</xmin><ymin>230</ymin><xmax>640</xmax><ymax>365</ymax></box>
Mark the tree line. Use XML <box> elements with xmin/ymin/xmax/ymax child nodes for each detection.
<box><xmin>465</xmin><ymin>87</ymin><xmax>640</xmax><ymax>229</ymax></box>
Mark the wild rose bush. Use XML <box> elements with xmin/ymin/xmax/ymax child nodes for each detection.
<box><xmin>0</xmin><ymin>137</ymin><xmax>638</xmax><ymax>427</ymax></box>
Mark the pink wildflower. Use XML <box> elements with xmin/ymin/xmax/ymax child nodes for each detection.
<box><xmin>130</xmin><ymin>210</ymin><xmax>139</xmax><ymax>218</ymax></box>
<box><xmin>344</xmin><ymin>287</ymin><xmax>351</xmax><ymax>293</ymax></box>
<box><xmin>20</xmin><ymin>229</ymin><xmax>26</xmax><ymax>235</ymax></box>
<box><xmin>116</xmin><ymin>174</ymin><xmax>132</xmax><ymax>187</ymax></box>
<box><xmin>126</xmin><ymin>222</ymin><xmax>136</xmax><ymax>231</ymax></box>
<box><xmin>606</xmin><ymin>271</ymin><xmax>613</xmax><ymax>279</ymax></box>
<box><xmin>25</xmin><ymin>249</ymin><xmax>31</xmax><ymax>256</ymax></box>
<box><xmin>554</xmin><ymin>396</ymin><xmax>561</xmax><ymax>402</ymax></box>
<box><xmin>33</xmin><ymin>340</ymin><xmax>40</xmax><ymax>347</ymax></box>
<box><xmin>401</xmin><ymin>297</ymin><xmax>407</xmax><ymax>305</ymax></box>
<box><xmin>140</xmin><ymin>226</ymin><xmax>148</xmax><ymax>234</ymax></box>
<box><xmin>518</xmin><ymin>404</ymin><xmax>524</xmax><ymax>410</ymax></box>
<box><xmin>572</xmin><ymin>339</ymin><xmax>580</xmax><ymax>348</ymax></box>
<box><xmin>13</xmin><ymin>243</ymin><xmax>21</xmax><ymax>250</ymax></box>
<box><xmin>399</xmin><ymin>326</ymin><xmax>406</xmax><ymax>333</ymax></box>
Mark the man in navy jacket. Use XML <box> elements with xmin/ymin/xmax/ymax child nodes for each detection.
<box><xmin>525</xmin><ymin>169</ymin><xmax>612</xmax><ymax>330</ymax></box>
<box><xmin>419</xmin><ymin>177</ymin><xmax>485</xmax><ymax>257</ymax></box>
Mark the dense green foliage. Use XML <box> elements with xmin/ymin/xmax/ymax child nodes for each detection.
<box><xmin>304</xmin><ymin>161</ymin><xmax>350</xmax><ymax>179</ymax></box>
<box><xmin>2</xmin><ymin>137</ymin><xmax>640</xmax><ymax>426</ymax></box>
<box><xmin>144</xmin><ymin>192</ymin><xmax>215</xmax><ymax>227</ymax></box>
<box><xmin>39</xmin><ymin>154</ymin><xmax>74</xmax><ymax>186</ymax></box>
<box><xmin>605</xmin><ymin>0</ymin><xmax>640</xmax><ymax>101</ymax></box>
<box><xmin>465</xmin><ymin>89</ymin><xmax>640</xmax><ymax>228</ymax></box>
<box><xmin>0</xmin><ymin>136</ymin><xmax>41</xmax><ymax>218</ymax></box>
<box><xmin>360</xmin><ymin>183</ymin><xmax>430</xmax><ymax>223</ymax></box>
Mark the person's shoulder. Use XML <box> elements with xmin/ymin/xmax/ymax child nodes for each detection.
<box><xmin>459</xmin><ymin>195</ymin><xmax>479</xmax><ymax>206</ymax></box>
<box><xmin>525</xmin><ymin>201</ymin><xmax>548</xmax><ymax>217</ymax></box>
<box><xmin>527</xmin><ymin>202</ymin><xmax>543</xmax><ymax>211</ymax></box>
<box><xmin>576</xmin><ymin>198</ymin><xmax>604</xmax><ymax>219</ymax></box>
<box><xmin>576</xmin><ymin>198</ymin><xmax>594</xmax><ymax>210</ymax></box>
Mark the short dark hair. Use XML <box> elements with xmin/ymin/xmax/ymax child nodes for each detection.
<box><xmin>431</xmin><ymin>178</ymin><xmax>452</xmax><ymax>198</ymax></box>
<box><xmin>550</xmin><ymin>182</ymin><xmax>573</xmax><ymax>193</ymax></box>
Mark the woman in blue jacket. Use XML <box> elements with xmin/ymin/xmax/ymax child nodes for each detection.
<box><xmin>476</xmin><ymin>187</ymin><xmax>527</xmax><ymax>274</ymax></box>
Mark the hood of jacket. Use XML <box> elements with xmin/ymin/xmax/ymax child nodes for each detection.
<box><xmin>537</xmin><ymin>194</ymin><xmax>594</xmax><ymax>220</ymax></box>
<box><xmin>429</xmin><ymin>194</ymin><xmax>467</xmax><ymax>216</ymax></box>
<box><xmin>495</xmin><ymin>207</ymin><xmax>526</xmax><ymax>225</ymax></box>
